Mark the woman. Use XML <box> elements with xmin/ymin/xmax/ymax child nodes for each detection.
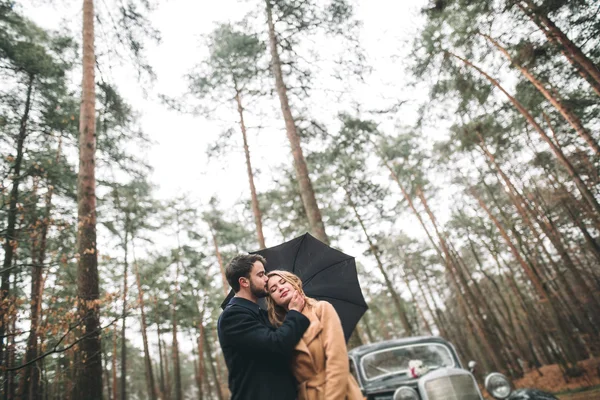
<box><xmin>266</xmin><ymin>270</ymin><xmax>363</xmax><ymax>400</ymax></box>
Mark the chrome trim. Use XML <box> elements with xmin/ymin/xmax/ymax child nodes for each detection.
<box><xmin>418</xmin><ymin>368</ymin><xmax>484</xmax><ymax>400</ymax></box>
<box><xmin>394</xmin><ymin>386</ymin><xmax>419</xmax><ymax>400</ymax></box>
<box><xmin>484</xmin><ymin>372</ymin><xmax>512</xmax><ymax>399</ymax></box>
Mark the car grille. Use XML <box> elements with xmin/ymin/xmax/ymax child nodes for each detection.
<box><xmin>424</xmin><ymin>374</ymin><xmax>481</xmax><ymax>400</ymax></box>
<box><xmin>371</xmin><ymin>393</ymin><xmax>394</xmax><ymax>400</ymax></box>
<box><xmin>372</xmin><ymin>395</ymin><xmax>394</xmax><ymax>400</ymax></box>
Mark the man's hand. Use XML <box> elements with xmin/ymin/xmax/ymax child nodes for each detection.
<box><xmin>288</xmin><ymin>290</ymin><xmax>305</xmax><ymax>313</ymax></box>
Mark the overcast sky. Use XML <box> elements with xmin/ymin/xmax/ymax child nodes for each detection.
<box><xmin>22</xmin><ymin>0</ymin><xmax>445</xmax><ymax>290</ymax></box>
<box><xmin>19</xmin><ymin>0</ymin><xmax>445</xmax><ymax>354</ymax></box>
<box><xmin>25</xmin><ymin>0</ymin><xmax>429</xmax><ymax>208</ymax></box>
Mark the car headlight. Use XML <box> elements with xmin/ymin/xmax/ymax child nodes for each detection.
<box><xmin>485</xmin><ymin>372</ymin><xmax>512</xmax><ymax>399</ymax></box>
<box><xmin>393</xmin><ymin>386</ymin><xmax>419</xmax><ymax>400</ymax></box>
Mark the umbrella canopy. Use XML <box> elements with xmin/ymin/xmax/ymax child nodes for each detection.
<box><xmin>221</xmin><ymin>233</ymin><xmax>368</xmax><ymax>342</ymax></box>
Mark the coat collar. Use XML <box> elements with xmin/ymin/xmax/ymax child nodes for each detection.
<box><xmin>227</xmin><ymin>297</ymin><xmax>261</xmax><ymax>315</ymax></box>
<box><xmin>295</xmin><ymin>303</ymin><xmax>323</xmax><ymax>354</ymax></box>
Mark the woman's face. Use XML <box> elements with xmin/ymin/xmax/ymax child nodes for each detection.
<box><xmin>268</xmin><ymin>275</ymin><xmax>295</xmax><ymax>307</ymax></box>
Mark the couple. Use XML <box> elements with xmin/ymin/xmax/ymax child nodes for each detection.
<box><xmin>217</xmin><ymin>254</ymin><xmax>362</xmax><ymax>400</ymax></box>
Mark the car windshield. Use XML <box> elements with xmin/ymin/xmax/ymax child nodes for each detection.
<box><xmin>360</xmin><ymin>343</ymin><xmax>455</xmax><ymax>381</ymax></box>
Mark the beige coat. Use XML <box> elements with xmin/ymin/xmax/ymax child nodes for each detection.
<box><xmin>292</xmin><ymin>300</ymin><xmax>363</xmax><ymax>400</ymax></box>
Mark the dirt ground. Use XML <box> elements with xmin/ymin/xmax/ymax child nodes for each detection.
<box><xmin>513</xmin><ymin>358</ymin><xmax>600</xmax><ymax>399</ymax></box>
<box><xmin>557</xmin><ymin>387</ymin><xmax>600</xmax><ymax>400</ymax></box>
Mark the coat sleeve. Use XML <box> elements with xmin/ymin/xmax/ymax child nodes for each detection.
<box><xmin>219</xmin><ymin>307</ymin><xmax>310</xmax><ymax>359</ymax></box>
<box><xmin>320</xmin><ymin>301</ymin><xmax>350</xmax><ymax>400</ymax></box>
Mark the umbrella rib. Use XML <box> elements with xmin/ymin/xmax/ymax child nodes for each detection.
<box><xmin>310</xmin><ymin>294</ymin><xmax>368</xmax><ymax>309</ymax></box>
<box><xmin>292</xmin><ymin>233</ymin><xmax>308</xmax><ymax>274</ymax></box>
<box><xmin>302</xmin><ymin>256</ymin><xmax>355</xmax><ymax>286</ymax></box>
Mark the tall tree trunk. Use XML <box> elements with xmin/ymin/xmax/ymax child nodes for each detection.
<box><xmin>196</xmin><ymin>328</ymin><xmax>205</xmax><ymax>400</ymax></box>
<box><xmin>208</xmin><ymin>225</ymin><xmax>228</xmax><ymax>296</ymax></box>
<box><xmin>234</xmin><ymin>87</ymin><xmax>266</xmax><ymax>249</ymax></box>
<box><xmin>265</xmin><ymin>0</ymin><xmax>328</xmax><ymax>243</ymax></box>
<box><xmin>156</xmin><ymin>325</ymin><xmax>166</xmax><ymax>400</ymax></box>
<box><xmin>562</xmin><ymin>200</ymin><xmax>600</xmax><ymax>264</ymax></box>
<box><xmin>360</xmin><ymin>314</ymin><xmax>376</xmax><ymax>343</ymax></box>
<box><xmin>379</xmin><ymin>157</ymin><xmax>443</xmax><ymax>256</ymax></box>
<box><xmin>213</xmin><ymin>330</ymin><xmax>229</xmax><ymax>398</ymax></box>
<box><xmin>449</xmin><ymin>51</ymin><xmax>600</xmax><ymax>219</ymax></box>
<box><xmin>29</xmin><ymin>142</ymin><xmax>60</xmax><ymax>400</ymax></box>
<box><xmin>103</xmin><ymin>351</ymin><xmax>112</xmax><ymax>400</ymax></box>
<box><xmin>202</xmin><ymin>324</ymin><xmax>224</xmax><ymax>400</ymax></box>
<box><xmin>470</xmin><ymin>188</ymin><xmax>581</xmax><ymax>369</ymax></box>
<box><xmin>410</xmin><ymin>266</ymin><xmax>445</xmax><ymax>337</ymax></box>
<box><xmin>171</xmin><ymin>263</ymin><xmax>182</xmax><ymax>400</ymax></box>
<box><xmin>478</xmin><ymin>135</ymin><xmax>600</xmax><ymax>330</ymax></box>
<box><xmin>417</xmin><ymin>188</ymin><xmax>505</xmax><ymax>373</ymax></box>
<box><xmin>193</xmin><ymin>295</ymin><xmax>207</xmax><ymax>400</ymax></box>
<box><xmin>22</xmin><ymin>166</ymin><xmax>57</xmax><ymax>400</ymax></box>
<box><xmin>163</xmin><ymin>334</ymin><xmax>172</xmax><ymax>400</ymax></box>
<box><xmin>132</xmin><ymin>245</ymin><xmax>157</xmax><ymax>400</ymax></box>
<box><xmin>74</xmin><ymin>0</ymin><xmax>102</xmax><ymax>397</ymax></box>
<box><xmin>120</xmin><ymin>228</ymin><xmax>129</xmax><ymax>400</ymax></box>
<box><xmin>345</xmin><ymin>188</ymin><xmax>413</xmax><ymax>335</ymax></box>
<box><xmin>7</xmin><ymin>312</ymin><xmax>17</xmax><ymax>400</ymax></box>
<box><xmin>112</xmin><ymin>324</ymin><xmax>118</xmax><ymax>400</ymax></box>
<box><xmin>191</xmin><ymin>341</ymin><xmax>202</xmax><ymax>400</ymax></box>
<box><xmin>482</xmin><ymin>33</ymin><xmax>600</xmax><ymax>154</ymax></box>
<box><xmin>0</xmin><ymin>72</ymin><xmax>34</xmax><ymax>368</ymax></box>
<box><xmin>518</xmin><ymin>0</ymin><xmax>600</xmax><ymax>96</ymax></box>
<box><xmin>399</xmin><ymin>267</ymin><xmax>433</xmax><ymax>335</ymax></box>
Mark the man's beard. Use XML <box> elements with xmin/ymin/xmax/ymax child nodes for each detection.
<box><xmin>250</xmin><ymin>280</ymin><xmax>268</xmax><ymax>298</ymax></box>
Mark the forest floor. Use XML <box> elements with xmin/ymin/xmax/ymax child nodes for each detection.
<box><xmin>556</xmin><ymin>386</ymin><xmax>600</xmax><ymax>400</ymax></box>
<box><xmin>514</xmin><ymin>358</ymin><xmax>600</xmax><ymax>399</ymax></box>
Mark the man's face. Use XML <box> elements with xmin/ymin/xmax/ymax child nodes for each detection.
<box><xmin>248</xmin><ymin>261</ymin><xmax>269</xmax><ymax>298</ymax></box>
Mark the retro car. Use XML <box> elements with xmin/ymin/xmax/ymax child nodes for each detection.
<box><xmin>348</xmin><ymin>336</ymin><xmax>558</xmax><ymax>400</ymax></box>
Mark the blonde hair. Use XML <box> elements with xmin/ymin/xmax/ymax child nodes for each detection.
<box><xmin>266</xmin><ymin>270</ymin><xmax>316</xmax><ymax>327</ymax></box>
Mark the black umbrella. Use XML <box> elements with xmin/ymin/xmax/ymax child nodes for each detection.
<box><xmin>220</xmin><ymin>233</ymin><xmax>368</xmax><ymax>342</ymax></box>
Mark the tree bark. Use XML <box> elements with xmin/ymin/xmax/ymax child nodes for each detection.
<box><xmin>112</xmin><ymin>324</ymin><xmax>118</xmax><ymax>400</ymax></box>
<box><xmin>265</xmin><ymin>0</ymin><xmax>328</xmax><ymax>243</ymax></box>
<box><xmin>163</xmin><ymin>333</ymin><xmax>171</xmax><ymax>400</ymax></box>
<box><xmin>196</xmin><ymin>327</ymin><xmax>205</xmax><ymax>400</ymax></box>
<box><xmin>482</xmin><ymin>33</ymin><xmax>600</xmax><ymax>154</ymax></box>
<box><xmin>417</xmin><ymin>188</ymin><xmax>505</xmax><ymax>373</ymax></box>
<box><xmin>448</xmin><ymin>51</ymin><xmax>600</xmax><ymax>218</ymax></box>
<box><xmin>470</xmin><ymin>188</ymin><xmax>581</xmax><ymax>369</ymax></box>
<box><xmin>518</xmin><ymin>0</ymin><xmax>600</xmax><ymax>96</ymax></box>
<box><xmin>74</xmin><ymin>0</ymin><xmax>102</xmax><ymax>397</ymax></box>
<box><xmin>234</xmin><ymin>87</ymin><xmax>266</xmax><ymax>249</ymax></box>
<box><xmin>22</xmin><ymin>167</ymin><xmax>57</xmax><ymax>400</ymax></box>
<box><xmin>0</xmin><ymin>73</ymin><xmax>34</xmax><ymax>368</ymax></box>
<box><xmin>478</xmin><ymin>135</ymin><xmax>600</xmax><ymax>329</ymax></box>
<box><xmin>191</xmin><ymin>342</ymin><xmax>202</xmax><ymax>400</ymax></box>
<box><xmin>133</xmin><ymin>246</ymin><xmax>157</xmax><ymax>400</ymax></box>
<box><xmin>120</xmin><ymin>228</ymin><xmax>129</xmax><ymax>400</ymax></box>
<box><xmin>171</xmin><ymin>260</ymin><xmax>182</xmax><ymax>400</ymax></box>
<box><xmin>202</xmin><ymin>324</ymin><xmax>224</xmax><ymax>400</ymax></box>
<box><xmin>103</xmin><ymin>351</ymin><xmax>112</xmax><ymax>400</ymax></box>
<box><xmin>399</xmin><ymin>267</ymin><xmax>433</xmax><ymax>335</ymax></box>
<box><xmin>156</xmin><ymin>324</ymin><xmax>166</xmax><ymax>400</ymax></box>
<box><xmin>411</xmin><ymin>266</ymin><xmax>445</xmax><ymax>337</ymax></box>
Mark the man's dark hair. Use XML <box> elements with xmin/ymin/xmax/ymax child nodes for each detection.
<box><xmin>226</xmin><ymin>254</ymin><xmax>267</xmax><ymax>292</ymax></box>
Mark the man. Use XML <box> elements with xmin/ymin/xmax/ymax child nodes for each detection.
<box><xmin>218</xmin><ymin>254</ymin><xmax>310</xmax><ymax>400</ymax></box>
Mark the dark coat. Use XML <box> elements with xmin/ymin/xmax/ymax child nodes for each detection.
<box><xmin>218</xmin><ymin>297</ymin><xmax>310</xmax><ymax>400</ymax></box>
